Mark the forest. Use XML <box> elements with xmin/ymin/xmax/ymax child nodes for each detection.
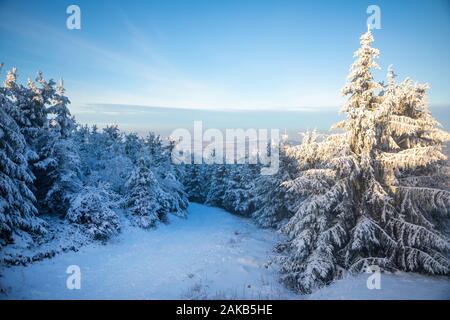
<box><xmin>1</xmin><ymin>28</ymin><xmax>449</xmax><ymax>296</ymax></box>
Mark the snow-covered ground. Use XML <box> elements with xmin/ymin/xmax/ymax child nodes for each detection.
<box><xmin>308</xmin><ymin>272</ymin><xmax>450</xmax><ymax>300</ymax></box>
<box><xmin>1</xmin><ymin>203</ymin><xmax>449</xmax><ymax>300</ymax></box>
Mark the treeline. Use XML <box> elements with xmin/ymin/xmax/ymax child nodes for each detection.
<box><xmin>0</xmin><ymin>66</ymin><xmax>187</xmax><ymax>245</ymax></box>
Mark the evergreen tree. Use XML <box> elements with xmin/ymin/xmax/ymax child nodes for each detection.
<box><xmin>222</xmin><ymin>165</ymin><xmax>258</xmax><ymax>216</ymax></box>
<box><xmin>182</xmin><ymin>164</ymin><xmax>207</xmax><ymax>203</ymax></box>
<box><xmin>124</xmin><ymin>132</ymin><xmax>143</xmax><ymax>163</ymax></box>
<box><xmin>85</xmin><ymin>125</ymin><xmax>132</xmax><ymax>194</ymax></box>
<box><xmin>67</xmin><ymin>183</ymin><xmax>121</xmax><ymax>240</ymax></box>
<box><xmin>125</xmin><ymin>157</ymin><xmax>166</xmax><ymax>228</ymax></box>
<box><xmin>154</xmin><ymin>137</ymin><xmax>189</xmax><ymax>217</ymax></box>
<box><xmin>47</xmin><ymin>79</ymin><xmax>76</xmax><ymax>138</ymax></box>
<box><xmin>205</xmin><ymin>165</ymin><xmax>228</xmax><ymax>206</ymax></box>
<box><xmin>33</xmin><ymin>78</ymin><xmax>81</xmax><ymax>214</ymax></box>
<box><xmin>278</xmin><ymin>28</ymin><xmax>450</xmax><ymax>293</ymax></box>
<box><xmin>0</xmin><ymin>71</ymin><xmax>44</xmax><ymax>243</ymax></box>
<box><xmin>253</xmin><ymin>141</ymin><xmax>295</xmax><ymax>228</ymax></box>
<box><xmin>145</xmin><ymin>132</ymin><xmax>165</xmax><ymax>166</ymax></box>
<box><xmin>3</xmin><ymin>68</ymin><xmax>43</xmax><ymax>161</ymax></box>
<box><xmin>35</xmin><ymin>136</ymin><xmax>82</xmax><ymax>214</ymax></box>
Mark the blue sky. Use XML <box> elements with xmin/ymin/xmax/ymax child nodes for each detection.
<box><xmin>0</xmin><ymin>0</ymin><xmax>449</xmax><ymax>131</ymax></box>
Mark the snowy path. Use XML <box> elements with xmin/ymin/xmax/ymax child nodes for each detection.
<box><xmin>1</xmin><ymin>203</ymin><xmax>449</xmax><ymax>299</ymax></box>
<box><xmin>0</xmin><ymin>203</ymin><xmax>295</xmax><ymax>299</ymax></box>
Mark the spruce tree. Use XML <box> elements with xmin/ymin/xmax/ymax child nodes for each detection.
<box><xmin>205</xmin><ymin>165</ymin><xmax>228</xmax><ymax>206</ymax></box>
<box><xmin>222</xmin><ymin>164</ymin><xmax>258</xmax><ymax>216</ymax></box>
<box><xmin>182</xmin><ymin>164</ymin><xmax>207</xmax><ymax>203</ymax></box>
<box><xmin>34</xmin><ymin>78</ymin><xmax>81</xmax><ymax>214</ymax></box>
<box><xmin>278</xmin><ymin>28</ymin><xmax>450</xmax><ymax>293</ymax></box>
<box><xmin>47</xmin><ymin>79</ymin><xmax>75</xmax><ymax>138</ymax></box>
<box><xmin>125</xmin><ymin>157</ymin><xmax>165</xmax><ymax>228</ymax></box>
<box><xmin>253</xmin><ymin>140</ymin><xmax>295</xmax><ymax>228</ymax></box>
<box><xmin>66</xmin><ymin>183</ymin><xmax>121</xmax><ymax>240</ymax></box>
<box><xmin>0</xmin><ymin>70</ymin><xmax>43</xmax><ymax>243</ymax></box>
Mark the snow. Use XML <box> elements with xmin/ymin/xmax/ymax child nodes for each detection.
<box><xmin>1</xmin><ymin>203</ymin><xmax>449</xmax><ymax>300</ymax></box>
<box><xmin>0</xmin><ymin>204</ymin><xmax>293</xmax><ymax>299</ymax></box>
<box><xmin>308</xmin><ymin>272</ymin><xmax>450</xmax><ymax>300</ymax></box>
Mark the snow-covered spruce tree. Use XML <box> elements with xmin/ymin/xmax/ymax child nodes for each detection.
<box><xmin>66</xmin><ymin>183</ymin><xmax>121</xmax><ymax>241</ymax></box>
<box><xmin>276</xmin><ymin>129</ymin><xmax>351</xmax><ymax>293</ymax></box>
<box><xmin>73</xmin><ymin>125</ymin><xmax>96</xmax><ymax>179</ymax></box>
<box><xmin>35</xmin><ymin>135</ymin><xmax>82</xmax><ymax>214</ymax></box>
<box><xmin>125</xmin><ymin>157</ymin><xmax>166</xmax><ymax>228</ymax></box>
<box><xmin>34</xmin><ymin>79</ymin><xmax>82</xmax><ymax>214</ymax></box>
<box><xmin>47</xmin><ymin>79</ymin><xmax>76</xmax><ymax>138</ymax></box>
<box><xmin>3</xmin><ymin>68</ymin><xmax>48</xmax><ymax>148</ymax></box>
<box><xmin>252</xmin><ymin>140</ymin><xmax>296</xmax><ymax>228</ymax></box>
<box><xmin>153</xmin><ymin>137</ymin><xmax>189</xmax><ymax>217</ymax></box>
<box><xmin>124</xmin><ymin>132</ymin><xmax>144</xmax><ymax>164</ymax></box>
<box><xmin>2</xmin><ymin>69</ymin><xmax>45</xmax><ymax>190</ymax></box>
<box><xmin>182</xmin><ymin>164</ymin><xmax>208</xmax><ymax>203</ymax></box>
<box><xmin>0</xmin><ymin>70</ymin><xmax>44</xmax><ymax>244</ymax></box>
<box><xmin>22</xmin><ymin>73</ymin><xmax>57</xmax><ymax>181</ymax></box>
<box><xmin>139</xmin><ymin>133</ymin><xmax>189</xmax><ymax>216</ymax></box>
<box><xmin>278</xmin><ymin>28</ymin><xmax>450</xmax><ymax>294</ymax></box>
<box><xmin>382</xmin><ymin>67</ymin><xmax>450</xmax><ymax>189</ymax></box>
<box><xmin>183</xmin><ymin>149</ymin><xmax>218</xmax><ymax>204</ymax></box>
<box><xmin>101</xmin><ymin>126</ymin><xmax>134</xmax><ymax>195</ymax></box>
<box><xmin>378</xmin><ymin>67</ymin><xmax>450</xmax><ymax>272</ymax></box>
<box><xmin>222</xmin><ymin>164</ymin><xmax>259</xmax><ymax>216</ymax></box>
<box><xmin>83</xmin><ymin>125</ymin><xmax>133</xmax><ymax>194</ymax></box>
<box><xmin>205</xmin><ymin>164</ymin><xmax>229</xmax><ymax>207</ymax></box>
<box><xmin>145</xmin><ymin>132</ymin><xmax>165</xmax><ymax>166</ymax></box>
